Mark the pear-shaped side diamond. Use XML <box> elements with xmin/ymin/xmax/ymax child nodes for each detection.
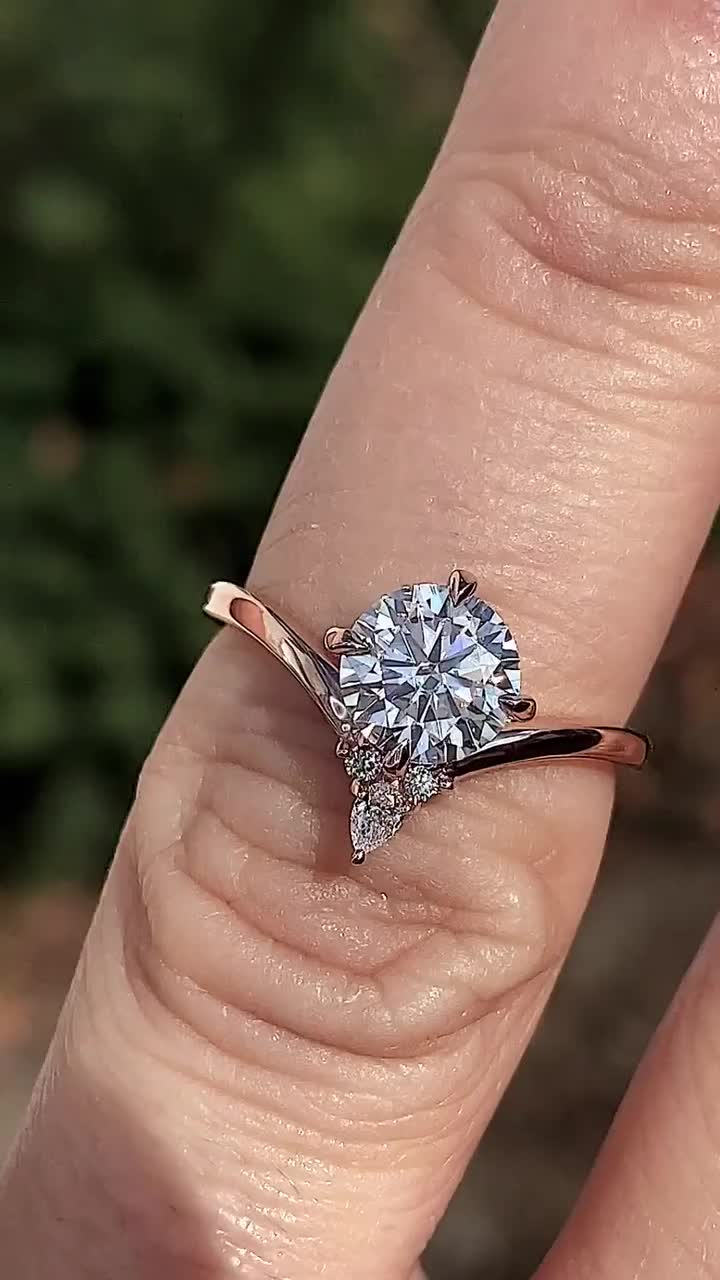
<box><xmin>349</xmin><ymin>785</ymin><xmax>404</xmax><ymax>862</ymax></box>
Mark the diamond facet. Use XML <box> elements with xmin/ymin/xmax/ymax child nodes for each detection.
<box><xmin>338</xmin><ymin>582</ymin><xmax>521</xmax><ymax>767</ymax></box>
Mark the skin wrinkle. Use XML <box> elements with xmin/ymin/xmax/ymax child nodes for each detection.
<box><xmin>420</xmin><ymin>169</ymin><xmax>720</xmax><ymax>383</ymax></box>
<box><xmin>211</xmin><ymin>801</ymin><xmax>552</xmax><ymax>958</ymax></box>
<box><xmin>429</xmin><ymin>178</ymin><xmax>718</xmax><ymax>356</ymax></box>
<box><xmin>470</xmin><ymin>370</ymin><xmax>720</xmax><ymax>487</ymax></box>
<box><xmin>233</xmin><ymin>897</ymin><xmax>445</xmax><ymax>975</ymax></box>
<box><xmin>194</xmin><ymin>766</ymin><xmax>344</xmax><ymax>870</ymax></box>
<box><xmin>202</xmin><ymin>752</ymin><xmax>348</xmax><ymax>829</ymax></box>
<box><xmin>126</xmin><ymin>936</ymin><xmax>417</xmax><ymax>1136</ymax></box>
<box><xmin>387</xmin><ymin>367</ymin><xmax>687</xmax><ymax>499</ymax></box>
<box><xmin>33</xmin><ymin>1014</ymin><xmax>249</xmax><ymax>1279</ymax></box>
<box><xmin>489</xmin><ymin>365</ymin><xmax>720</xmax><ymax>430</ymax></box>
<box><xmin>128</xmin><ymin>798</ymin><xmax>548</xmax><ymax>1080</ymax></box>
<box><xmin>206</xmin><ymin>1096</ymin><xmax>478</xmax><ymax>1178</ymax></box>
<box><xmin>195</xmin><ymin>717</ymin><xmax>339</xmax><ymax>784</ymax></box>
<box><xmin>207</xmin><ymin>1149</ymin><xmax>437</xmax><ymax>1276</ymax></box>
<box><xmin>210</xmin><ymin>721</ymin><xmax>341</xmax><ymax>779</ymax></box>
<box><xmin>127</xmin><ymin>798</ymin><xmax>556</xmax><ymax>1172</ymax></box>
<box><xmin>440</xmin><ymin>58</ymin><xmax>720</xmax><ymax>279</ymax></box>
<box><xmin>189</xmin><ymin>775</ymin><xmax>548</xmax><ymax>939</ymax></box>
<box><xmin>188</xmin><ymin>811</ymin><xmax>447</xmax><ymax>931</ymax></box>
<box><xmin>191</xmin><ymin>1055</ymin><xmax>482</xmax><ymax>1159</ymax></box>
<box><xmin>436</xmin><ymin>140</ymin><xmax>712</xmax><ymax>263</ymax></box>
<box><xmin>434</xmin><ymin>225</ymin><xmax>720</xmax><ymax>400</ymax></box>
<box><xmin>467</xmin><ymin>129</ymin><xmax>720</xmax><ymax>222</ymax></box>
<box><xmin>480</xmin><ymin>342</ymin><xmax>720</xmax><ymax>423</ymax></box>
<box><xmin>134</xmin><ymin>871</ymin><xmax>488</xmax><ymax>1061</ymax></box>
<box><xmin>221</xmin><ymin>885</ymin><xmax>445</xmax><ymax>979</ymax></box>
<box><xmin>120</xmin><ymin>915</ymin><xmax>503</xmax><ymax>1137</ymax></box>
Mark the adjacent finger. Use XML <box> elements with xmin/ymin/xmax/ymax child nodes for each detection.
<box><xmin>4</xmin><ymin>0</ymin><xmax>720</xmax><ymax>1277</ymax></box>
<box><xmin>536</xmin><ymin>916</ymin><xmax>720</xmax><ymax>1280</ymax></box>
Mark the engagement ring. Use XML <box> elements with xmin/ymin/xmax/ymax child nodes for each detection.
<box><xmin>205</xmin><ymin>572</ymin><xmax>649</xmax><ymax>863</ymax></box>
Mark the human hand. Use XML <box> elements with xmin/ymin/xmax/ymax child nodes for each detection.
<box><xmin>3</xmin><ymin>1</ymin><xmax>720</xmax><ymax>1276</ymax></box>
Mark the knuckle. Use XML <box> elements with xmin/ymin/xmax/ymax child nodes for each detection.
<box><xmin>129</xmin><ymin>724</ymin><xmax>581</xmax><ymax>1067</ymax></box>
<box><xmin>414</xmin><ymin>127</ymin><xmax>720</xmax><ymax>425</ymax></box>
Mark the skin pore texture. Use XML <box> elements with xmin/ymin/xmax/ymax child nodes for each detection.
<box><xmin>3</xmin><ymin>0</ymin><xmax>720</xmax><ymax>1277</ymax></box>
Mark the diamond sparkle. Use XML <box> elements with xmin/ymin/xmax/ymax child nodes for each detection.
<box><xmin>338</xmin><ymin>582</ymin><xmax>521</xmax><ymax>767</ymax></box>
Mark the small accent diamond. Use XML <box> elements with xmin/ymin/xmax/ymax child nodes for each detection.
<box><xmin>404</xmin><ymin>764</ymin><xmax>453</xmax><ymax>808</ymax></box>
<box><xmin>338</xmin><ymin>740</ymin><xmax>384</xmax><ymax>785</ymax></box>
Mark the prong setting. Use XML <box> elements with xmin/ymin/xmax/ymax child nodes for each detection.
<box><xmin>324</xmin><ymin>625</ymin><xmax>368</xmax><ymax>655</ymax></box>
<box><xmin>330</xmin><ymin>573</ymin><xmax>530</xmax><ymax>857</ymax></box>
<box><xmin>500</xmin><ymin>694</ymin><xmax>537</xmax><ymax>722</ymax></box>
<box><xmin>447</xmin><ymin>568</ymin><xmax>477</xmax><ymax>606</ymax></box>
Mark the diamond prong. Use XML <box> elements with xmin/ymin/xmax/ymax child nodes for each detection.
<box><xmin>324</xmin><ymin>626</ymin><xmax>367</xmax><ymax>655</ymax></box>
<box><xmin>501</xmin><ymin>694</ymin><xmax>537</xmax><ymax>722</ymax></box>
<box><xmin>448</xmin><ymin>569</ymin><xmax>477</xmax><ymax>606</ymax></box>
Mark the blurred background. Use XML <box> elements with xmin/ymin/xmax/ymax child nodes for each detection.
<box><xmin>1</xmin><ymin>2</ymin><xmax>719</xmax><ymax>1276</ymax></box>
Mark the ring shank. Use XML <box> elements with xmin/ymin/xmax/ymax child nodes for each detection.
<box><xmin>204</xmin><ymin>582</ymin><xmax>649</xmax><ymax>774</ymax></box>
<box><xmin>205</xmin><ymin>580</ymin><xmax>349</xmax><ymax>733</ymax></box>
<box><xmin>454</xmin><ymin>725</ymin><xmax>648</xmax><ymax>775</ymax></box>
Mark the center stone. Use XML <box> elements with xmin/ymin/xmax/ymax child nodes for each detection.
<box><xmin>338</xmin><ymin>582</ymin><xmax>521</xmax><ymax>767</ymax></box>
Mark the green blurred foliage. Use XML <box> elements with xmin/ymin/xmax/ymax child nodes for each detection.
<box><xmin>0</xmin><ymin>1</ymin><xmax>491</xmax><ymax>883</ymax></box>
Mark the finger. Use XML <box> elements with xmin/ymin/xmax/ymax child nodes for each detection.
<box><xmin>4</xmin><ymin>0</ymin><xmax>720</xmax><ymax>1277</ymax></box>
<box><xmin>536</xmin><ymin>917</ymin><xmax>720</xmax><ymax>1280</ymax></box>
